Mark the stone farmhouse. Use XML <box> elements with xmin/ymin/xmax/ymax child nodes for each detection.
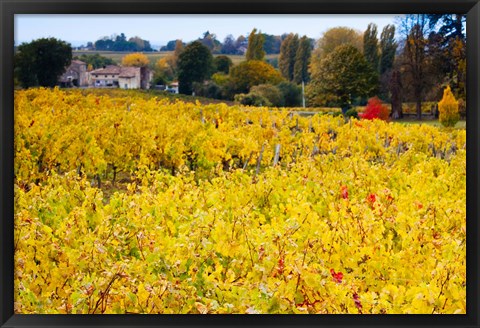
<box><xmin>59</xmin><ymin>61</ymin><xmax>153</xmax><ymax>89</ymax></box>
<box><xmin>58</xmin><ymin>60</ymin><xmax>89</xmax><ymax>87</ymax></box>
<box><xmin>89</xmin><ymin>65</ymin><xmax>153</xmax><ymax>89</ymax></box>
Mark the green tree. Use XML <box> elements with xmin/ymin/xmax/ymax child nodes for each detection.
<box><xmin>307</xmin><ymin>44</ymin><xmax>378</xmax><ymax>111</ymax></box>
<box><xmin>277</xmin><ymin>81</ymin><xmax>302</xmax><ymax>107</ymax></box>
<box><xmin>178</xmin><ymin>41</ymin><xmax>214</xmax><ymax>95</ymax></box>
<box><xmin>246</xmin><ymin>28</ymin><xmax>266</xmax><ymax>61</ymax></box>
<box><xmin>363</xmin><ymin>23</ymin><xmax>380</xmax><ymax>72</ymax></box>
<box><xmin>213</xmin><ymin>55</ymin><xmax>233</xmax><ymax>74</ymax></box>
<box><xmin>379</xmin><ymin>24</ymin><xmax>397</xmax><ymax>74</ymax></box>
<box><xmin>278</xmin><ymin>33</ymin><xmax>299</xmax><ymax>81</ymax></box>
<box><xmin>249</xmin><ymin>84</ymin><xmax>284</xmax><ymax>107</ymax></box>
<box><xmin>426</xmin><ymin>14</ymin><xmax>466</xmax><ymax>99</ymax></box>
<box><xmin>76</xmin><ymin>54</ymin><xmax>115</xmax><ymax>69</ymax></box>
<box><xmin>15</xmin><ymin>38</ymin><xmax>72</xmax><ymax>88</ymax></box>
<box><xmin>293</xmin><ymin>36</ymin><xmax>312</xmax><ymax>84</ymax></box>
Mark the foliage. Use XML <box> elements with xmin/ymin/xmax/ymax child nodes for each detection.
<box><xmin>155</xmin><ymin>56</ymin><xmax>177</xmax><ymax>83</ymax></box>
<box><xmin>363</xmin><ymin>23</ymin><xmax>380</xmax><ymax>72</ymax></box>
<box><xmin>198</xmin><ymin>31</ymin><xmax>222</xmax><ymax>53</ymax></box>
<box><xmin>220</xmin><ymin>35</ymin><xmax>238</xmax><ymax>55</ymax></box>
<box><xmin>262</xmin><ymin>33</ymin><xmax>283</xmax><ymax>54</ymax></box>
<box><xmin>14</xmin><ymin>88</ymin><xmax>466</xmax><ymax>314</ymax></box>
<box><xmin>248</xmin><ymin>84</ymin><xmax>284</xmax><ymax>107</ymax></box>
<box><xmin>95</xmin><ymin>33</ymin><xmax>154</xmax><ymax>52</ymax></box>
<box><xmin>345</xmin><ymin>108</ymin><xmax>359</xmax><ymax>119</ymax></box>
<box><xmin>211</xmin><ymin>73</ymin><xmax>230</xmax><ymax>87</ymax></box>
<box><xmin>193</xmin><ymin>81</ymin><xmax>223</xmax><ymax>100</ymax></box>
<box><xmin>360</xmin><ymin>96</ymin><xmax>390</xmax><ymax>121</ymax></box>
<box><xmin>307</xmin><ymin>45</ymin><xmax>378</xmax><ymax>108</ymax></box>
<box><xmin>438</xmin><ymin>86</ymin><xmax>459</xmax><ymax>127</ymax></box>
<box><xmin>293</xmin><ymin>36</ymin><xmax>312</xmax><ymax>84</ymax></box>
<box><xmin>95</xmin><ymin>33</ymin><xmax>153</xmax><ymax>52</ymax></box>
<box><xmin>279</xmin><ymin>33</ymin><xmax>299</xmax><ymax>81</ymax></box>
<box><xmin>312</xmin><ymin>27</ymin><xmax>363</xmax><ymax>61</ymax></box>
<box><xmin>121</xmin><ymin>53</ymin><xmax>150</xmax><ymax>67</ymax></box>
<box><xmin>277</xmin><ymin>81</ymin><xmax>302</xmax><ymax>107</ymax></box>
<box><xmin>178</xmin><ymin>41</ymin><xmax>214</xmax><ymax>95</ymax></box>
<box><xmin>75</xmin><ymin>54</ymin><xmax>116</xmax><ymax>69</ymax></box>
<box><xmin>246</xmin><ymin>28</ymin><xmax>266</xmax><ymax>61</ymax></box>
<box><xmin>227</xmin><ymin>60</ymin><xmax>284</xmax><ymax>96</ymax></box>
<box><xmin>379</xmin><ymin>25</ymin><xmax>397</xmax><ymax>75</ymax></box>
<box><xmin>213</xmin><ymin>56</ymin><xmax>233</xmax><ymax>74</ymax></box>
<box><xmin>398</xmin><ymin>15</ymin><xmax>430</xmax><ymax>119</ymax></box>
<box><xmin>234</xmin><ymin>92</ymin><xmax>271</xmax><ymax>107</ymax></box>
<box><xmin>15</xmin><ymin>38</ymin><xmax>72</xmax><ymax>88</ymax></box>
<box><xmin>161</xmin><ymin>40</ymin><xmax>185</xmax><ymax>51</ymax></box>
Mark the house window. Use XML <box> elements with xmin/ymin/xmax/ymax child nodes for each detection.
<box><xmin>125</xmin><ymin>84</ymin><xmax>128</xmax><ymax>89</ymax></box>
<box><xmin>105</xmin><ymin>75</ymin><xmax>107</xmax><ymax>78</ymax></box>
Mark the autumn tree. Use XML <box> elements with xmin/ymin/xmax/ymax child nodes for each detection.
<box><xmin>307</xmin><ymin>44</ymin><xmax>377</xmax><ymax>111</ymax></box>
<box><xmin>154</xmin><ymin>41</ymin><xmax>183</xmax><ymax>84</ymax></box>
<box><xmin>155</xmin><ymin>57</ymin><xmax>177</xmax><ymax>83</ymax></box>
<box><xmin>173</xmin><ymin>39</ymin><xmax>184</xmax><ymax>62</ymax></box>
<box><xmin>293</xmin><ymin>36</ymin><xmax>312</xmax><ymax>84</ymax></box>
<box><xmin>178</xmin><ymin>41</ymin><xmax>214</xmax><ymax>95</ymax></box>
<box><xmin>226</xmin><ymin>60</ymin><xmax>283</xmax><ymax>97</ymax></box>
<box><xmin>246</xmin><ymin>28</ymin><xmax>266</xmax><ymax>61</ymax></box>
<box><xmin>121</xmin><ymin>52</ymin><xmax>150</xmax><ymax>67</ymax></box>
<box><xmin>312</xmin><ymin>27</ymin><xmax>363</xmax><ymax>61</ymax></box>
<box><xmin>15</xmin><ymin>37</ymin><xmax>72</xmax><ymax>88</ymax></box>
<box><xmin>199</xmin><ymin>31</ymin><xmax>221</xmax><ymax>53</ymax></box>
<box><xmin>363</xmin><ymin>23</ymin><xmax>380</xmax><ymax>72</ymax></box>
<box><xmin>398</xmin><ymin>15</ymin><xmax>430</xmax><ymax>119</ymax></box>
<box><xmin>279</xmin><ymin>33</ymin><xmax>299</xmax><ymax>81</ymax></box>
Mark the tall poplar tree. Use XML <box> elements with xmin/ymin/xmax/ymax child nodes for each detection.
<box><xmin>379</xmin><ymin>24</ymin><xmax>397</xmax><ymax>74</ymax></box>
<box><xmin>246</xmin><ymin>28</ymin><xmax>266</xmax><ymax>61</ymax></box>
<box><xmin>278</xmin><ymin>33</ymin><xmax>299</xmax><ymax>81</ymax></box>
<box><xmin>293</xmin><ymin>36</ymin><xmax>312</xmax><ymax>84</ymax></box>
<box><xmin>363</xmin><ymin>23</ymin><xmax>380</xmax><ymax>72</ymax></box>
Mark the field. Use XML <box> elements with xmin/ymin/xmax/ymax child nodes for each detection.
<box><xmin>73</xmin><ymin>50</ymin><xmax>279</xmax><ymax>66</ymax></box>
<box><xmin>14</xmin><ymin>88</ymin><xmax>466</xmax><ymax>314</ymax></box>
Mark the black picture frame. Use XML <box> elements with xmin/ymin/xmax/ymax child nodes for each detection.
<box><xmin>1</xmin><ymin>0</ymin><xmax>479</xmax><ymax>327</ymax></box>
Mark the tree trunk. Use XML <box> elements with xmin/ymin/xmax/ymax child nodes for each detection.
<box><xmin>389</xmin><ymin>70</ymin><xmax>402</xmax><ymax>119</ymax></box>
<box><xmin>416</xmin><ymin>99</ymin><xmax>422</xmax><ymax>120</ymax></box>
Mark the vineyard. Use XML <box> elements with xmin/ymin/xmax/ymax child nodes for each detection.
<box><xmin>14</xmin><ymin>88</ymin><xmax>466</xmax><ymax>314</ymax></box>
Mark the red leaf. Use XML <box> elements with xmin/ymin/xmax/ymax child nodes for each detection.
<box><xmin>367</xmin><ymin>193</ymin><xmax>377</xmax><ymax>208</ymax></box>
<box><xmin>340</xmin><ymin>185</ymin><xmax>349</xmax><ymax>200</ymax></box>
<box><xmin>330</xmin><ymin>268</ymin><xmax>343</xmax><ymax>283</ymax></box>
<box><xmin>353</xmin><ymin>292</ymin><xmax>363</xmax><ymax>311</ymax></box>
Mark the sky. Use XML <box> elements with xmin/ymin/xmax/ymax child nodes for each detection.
<box><xmin>15</xmin><ymin>14</ymin><xmax>399</xmax><ymax>48</ymax></box>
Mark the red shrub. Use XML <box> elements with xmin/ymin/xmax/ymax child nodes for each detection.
<box><xmin>360</xmin><ymin>96</ymin><xmax>389</xmax><ymax>121</ymax></box>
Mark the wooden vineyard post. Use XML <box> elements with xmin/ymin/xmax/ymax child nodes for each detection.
<box><xmin>273</xmin><ymin>144</ymin><xmax>281</xmax><ymax>166</ymax></box>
